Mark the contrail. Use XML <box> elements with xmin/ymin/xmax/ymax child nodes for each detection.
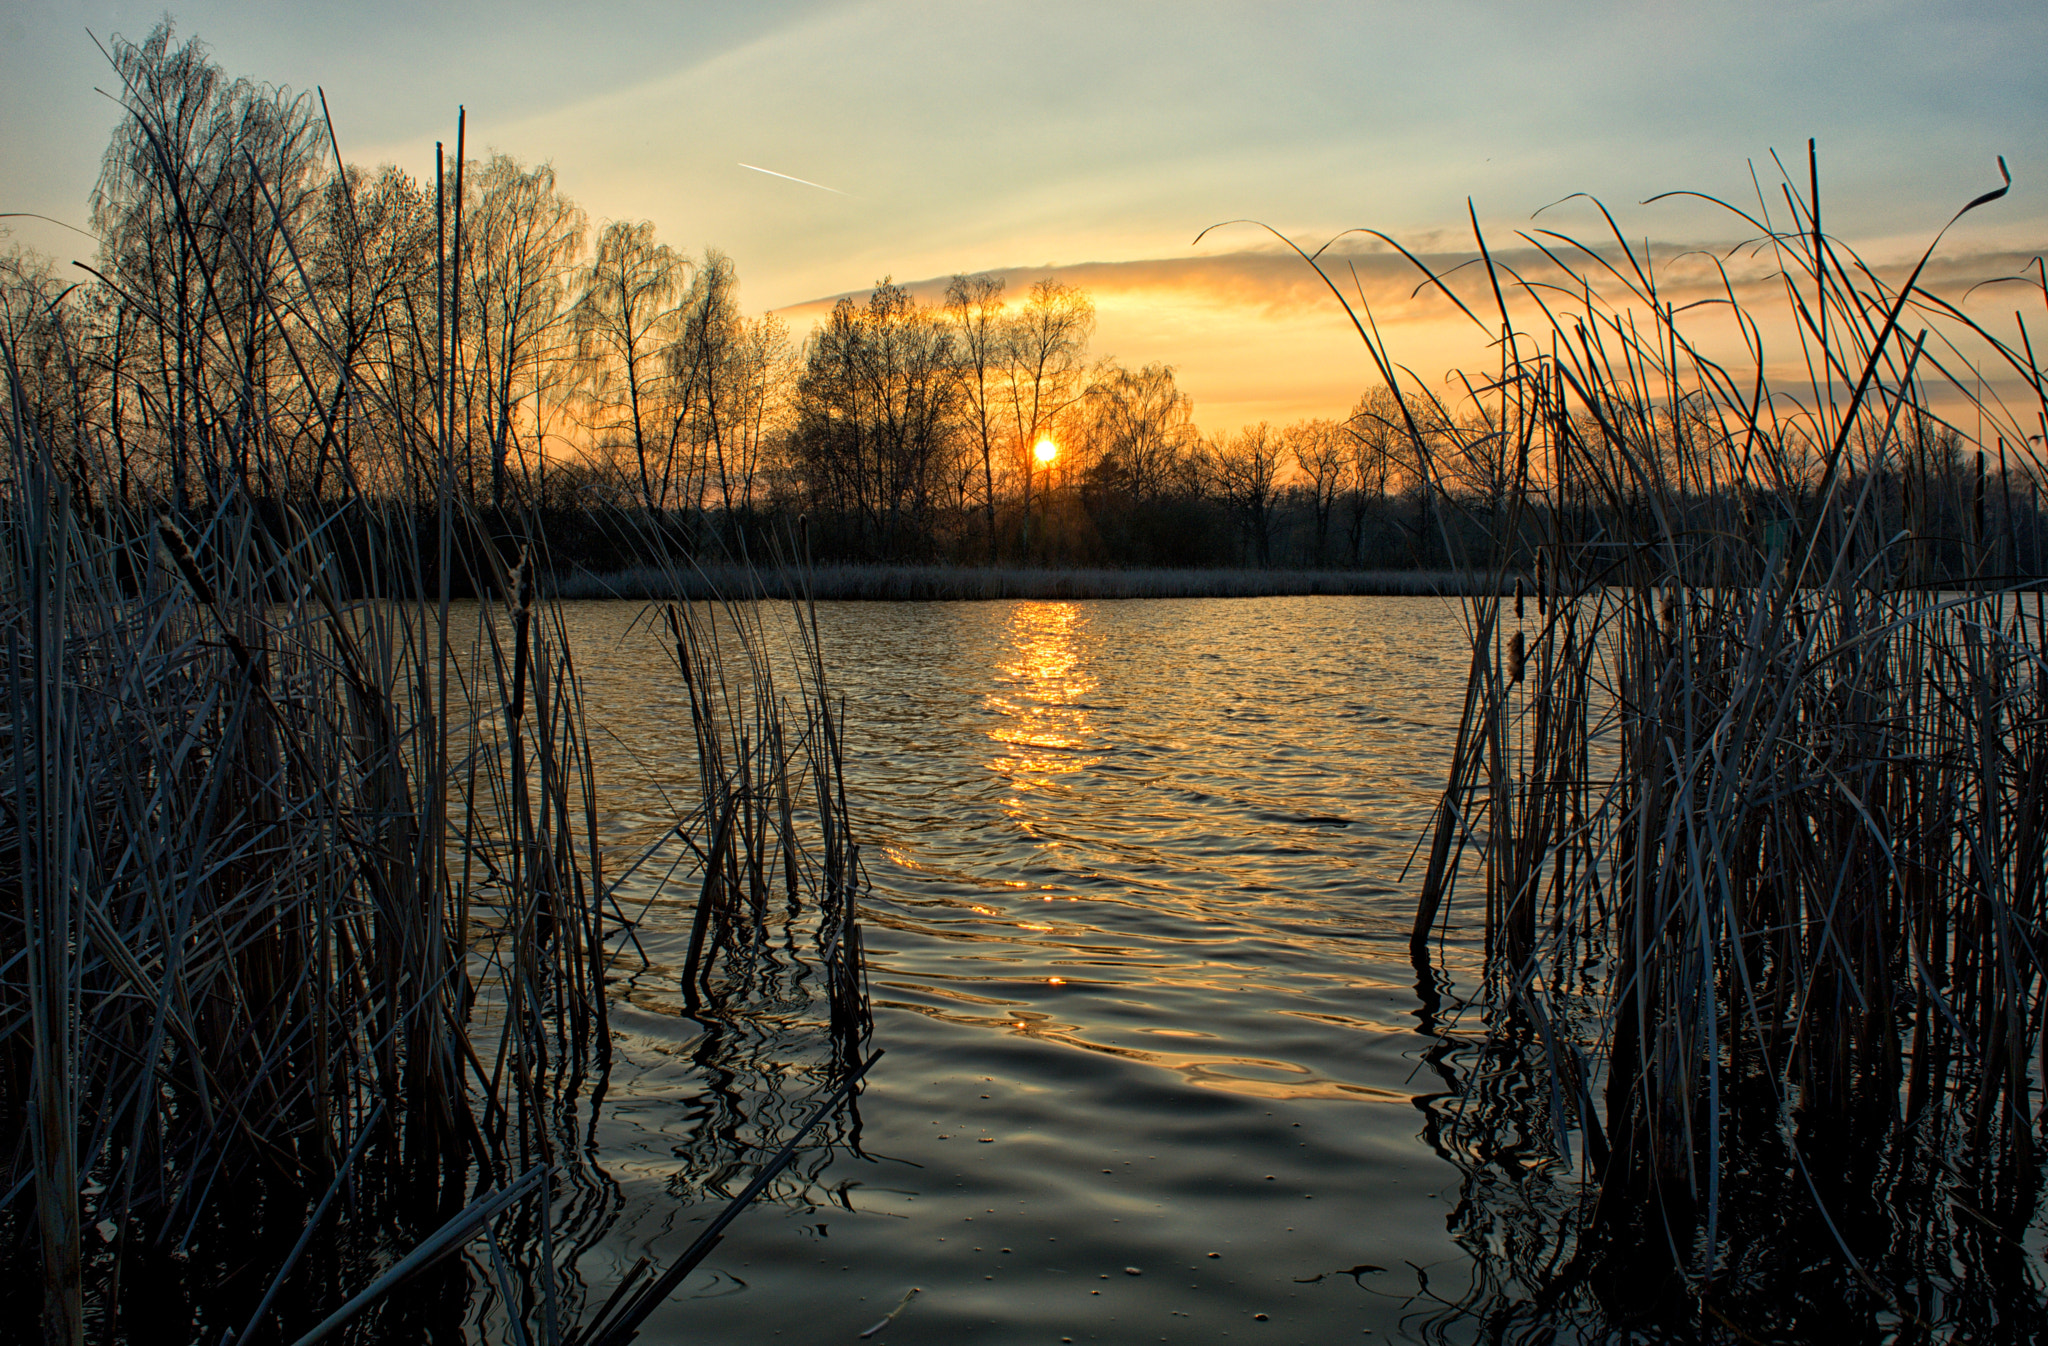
<box><xmin>737</xmin><ymin>162</ymin><xmax>850</xmax><ymax>196</ymax></box>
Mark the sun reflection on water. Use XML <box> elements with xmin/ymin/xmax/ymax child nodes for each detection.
<box><xmin>985</xmin><ymin>602</ymin><xmax>1098</xmax><ymax>781</ymax></box>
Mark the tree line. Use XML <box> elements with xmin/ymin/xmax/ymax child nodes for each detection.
<box><xmin>5</xmin><ymin>20</ymin><xmax>2041</xmax><ymax>580</ymax></box>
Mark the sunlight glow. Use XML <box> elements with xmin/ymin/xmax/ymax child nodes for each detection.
<box><xmin>1034</xmin><ymin>437</ymin><xmax>1058</xmax><ymax>465</ymax></box>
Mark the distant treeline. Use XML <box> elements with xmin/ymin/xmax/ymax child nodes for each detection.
<box><xmin>5</xmin><ymin>20</ymin><xmax>2045</xmax><ymax>585</ymax></box>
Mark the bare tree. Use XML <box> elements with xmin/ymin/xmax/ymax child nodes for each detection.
<box><xmin>716</xmin><ymin>312</ymin><xmax>793</xmax><ymax>517</ymax></box>
<box><xmin>1285</xmin><ymin>418</ymin><xmax>1347</xmax><ymax>565</ymax></box>
<box><xmin>462</xmin><ymin>155</ymin><xmax>584</xmax><ymax>509</ymax></box>
<box><xmin>944</xmin><ymin>272</ymin><xmax>1010</xmax><ymax>563</ymax></box>
<box><xmin>1341</xmin><ymin>387</ymin><xmax>1397</xmax><ymax>564</ymax></box>
<box><xmin>1003</xmin><ymin>278</ymin><xmax>1093</xmax><ymax>558</ymax></box>
<box><xmin>667</xmin><ymin>248</ymin><xmax>739</xmax><ymax>515</ymax></box>
<box><xmin>92</xmin><ymin>19</ymin><xmax>325</xmax><ymax>507</ymax></box>
<box><xmin>306</xmin><ymin>164</ymin><xmax>434</xmax><ymax>501</ymax></box>
<box><xmin>0</xmin><ymin>246</ymin><xmax>103</xmax><ymax>506</ymax></box>
<box><xmin>1210</xmin><ymin>422</ymin><xmax>1282</xmax><ymax>565</ymax></box>
<box><xmin>791</xmin><ymin>279</ymin><xmax>959</xmax><ymax>557</ymax></box>
<box><xmin>570</xmin><ymin>220</ymin><xmax>685</xmax><ymax>512</ymax></box>
<box><xmin>660</xmin><ymin>251</ymin><xmax>792</xmax><ymax>541</ymax></box>
<box><xmin>1077</xmin><ymin>360</ymin><xmax>1200</xmax><ymax>498</ymax></box>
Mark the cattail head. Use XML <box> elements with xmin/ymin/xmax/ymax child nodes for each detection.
<box><xmin>157</xmin><ymin>517</ymin><xmax>214</xmax><ymax>606</ymax></box>
<box><xmin>510</xmin><ymin>553</ymin><xmax>533</xmax><ymax>618</ymax></box>
<box><xmin>1975</xmin><ymin>451</ymin><xmax>1987</xmax><ymax>541</ymax></box>
<box><xmin>1515</xmin><ymin>576</ymin><xmax>1525</xmax><ymax>620</ymax></box>
<box><xmin>1509</xmin><ymin>629</ymin><xmax>1526</xmax><ymax>685</ymax></box>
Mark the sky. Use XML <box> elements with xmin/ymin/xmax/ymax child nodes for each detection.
<box><xmin>4</xmin><ymin>0</ymin><xmax>2044</xmax><ymax>433</ymax></box>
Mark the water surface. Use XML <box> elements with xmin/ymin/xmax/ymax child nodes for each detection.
<box><xmin>562</xmin><ymin>595</ymin><xmax>1486</xmax><ymax>1345</ymax></box>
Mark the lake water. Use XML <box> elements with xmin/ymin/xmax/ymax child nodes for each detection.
<box><xmin>557</xmin><ymin>595</ymin><xmax>1494</xmax><ymax>1346</ymax></box>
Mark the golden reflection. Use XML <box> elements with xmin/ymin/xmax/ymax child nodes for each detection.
<box><xmin>986</xmin><ymin>602</ymin><xmax>1096</xmax><ymax>785</ymax></box>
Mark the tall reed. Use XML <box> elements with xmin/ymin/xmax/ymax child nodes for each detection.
<box><xmin>0</xmin><ymin>411</ymin><xmax>616</xmax><ymax>1343</ymax></box>
<box><xmin>1320</xmin><ymin>149</ymin><xmax>2048</xmax><ymax>1334</ymax></box>
<box><xmin>0</xmin><ymin>65</ymin><xmax>871</xmax><ymax>1342</ymax></box>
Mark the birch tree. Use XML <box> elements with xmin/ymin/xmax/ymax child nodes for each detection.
<box><xmin>571</xmin><ymin>220</ymin><xmax>684</xmax><ymax>512</ymax></box>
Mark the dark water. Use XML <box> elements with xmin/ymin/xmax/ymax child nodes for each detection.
<box><xmin>560</xmin><ymin>595</ymin><xmax>1490</xmax><ymax>1345</ymax></box>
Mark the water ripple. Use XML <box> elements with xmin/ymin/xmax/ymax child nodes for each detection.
<box><xmin>563</xmin><ymin>595</ymin><xmax>1484</xmax><ymax>1344</ymax></box>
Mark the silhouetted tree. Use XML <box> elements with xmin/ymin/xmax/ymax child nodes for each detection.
<box><xmin>571</xmin><ymin>219</ymin><xmax>685</xmax><ymax>512</ymax></box>
<box><xmin>91</xmin><ymin>19</ymin><xmax>325</xmax><ymax>507</ymax></box>
<box><xmin>945</xmin><ymin>272</ymin><xmax>1010</xmax><ymax>562</ymax></box>
<box><xmin>1004</xmin><ymin>278</ymin><xmax>1093</xmax><ymax>559</ymax></box>
<box><xmin>789</xmin><ymin>279</ymin><xmax>960</xmax><ymax>558</ymax></box>
<box><xmin>1211</xmin><ymin>422</ymin><xmax>1282</xmax><ymax>565</ymax></box>
<box><xmin>462</xmin><ymin>155</ymin><xmax>584</xmax><ymax>509</ymax></box>
<box><xmin>1285</xmin><ymin>417</ymin><xmax>1346</xmax><ymax>564</ymax></box>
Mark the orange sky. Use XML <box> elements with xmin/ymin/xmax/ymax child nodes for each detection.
<box><xmin>773</xmin><ymin>235</ymin><xmax>2048</xmax><ymax>441</ymax></box>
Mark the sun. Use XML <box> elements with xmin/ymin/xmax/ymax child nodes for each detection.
<box><xmin>1033</xmin><ymin>437</ymin><xmax>1058</xmax><ymax>465</ymax></box>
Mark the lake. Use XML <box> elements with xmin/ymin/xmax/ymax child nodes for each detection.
<box><xmin>556</xmin><ymin>594</ymin><xmax>1495</xmax><ymax>1345</ymax></box>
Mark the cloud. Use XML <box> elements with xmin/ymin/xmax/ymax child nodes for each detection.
<box><xmin>768</xmin><ymin>238</ymin><xmax>2047</xmax><ymax>437</ymax></box>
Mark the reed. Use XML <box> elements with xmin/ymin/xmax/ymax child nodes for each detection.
<box><xmin>0</xmin><ymin>411</ymin><xmax>614</xmax><ymax>1344</ymax></box>
<box><xmin>0</xmin><ymin>74</ymin><xmax>871</xmax><ymax>1344</ymax></box>
<box><xmin>1337</xmin><ymin>149</ymin><xmax>2048</xmax><ymax>1334</ymax></box>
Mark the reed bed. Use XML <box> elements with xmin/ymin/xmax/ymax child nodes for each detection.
<box><xmin>1337</xmin><ymin>151</ymin><xmax>2048</xmax><ymax>1336</ymax></box>
<box><xmin>0</xmin><ymin>449</ymin><xmax>617</xmax><ymax>1344</ymax></box>
<box><xmin>557</xmin><ymin>561</ymin><xmax>1486</xmax><ymax>602</ymax></box>
<box><xmin>0</xmin><ymin>75</ymin><xmax>872</xmax><ymax>1345</ymax></box>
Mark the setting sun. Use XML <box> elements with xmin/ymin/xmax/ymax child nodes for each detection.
<box><xmin>1033</xmin><ymin>437</ymin><xmax>1058</xmax><ymax>465</ymax></box>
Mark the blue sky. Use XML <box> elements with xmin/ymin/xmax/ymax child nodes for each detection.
<box><xmin>4</xmin><ymin>0</ymin><xmax>2041</xmax><ymax>428</ymax></box>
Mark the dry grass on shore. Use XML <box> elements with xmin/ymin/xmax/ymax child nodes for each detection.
<box><xmin>555</xmin><ymin>562</ymin><xmax>1487</xmax><ymax>602</ymax></box>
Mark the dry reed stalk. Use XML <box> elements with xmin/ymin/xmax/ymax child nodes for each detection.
<box><xmin>1320</xmin><ymin>148</ymin><xmax>2048</xmax><ymax>1333</ymax></box>
<box><xmin>0</xmin><ymin>68</ymin><xmax>856</xmax><ymax>1342</ymax></box>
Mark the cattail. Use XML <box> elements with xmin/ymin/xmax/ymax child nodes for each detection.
<box><xmin>157</xmin><ymin>516</ymin><xmax>214</xmax><ymax>606</ymax></box>
<box><xmin>1536</xmin><ymin>549</ymin><xmax>1548</xmax><ymax>616</ymax></box>
<box><xmin>1509</xmin><ymin>629</ymin><xmax>1526</xmax><ymax>684</ymax></box>
<box><xmin>1975</xmin><ymin>451</ymin><xmax>1987</xmax><ymax>545</ymax></box>
<box><xmin>1515</xmin><ymin>576</ymin><xmax>1525</xmax><ymax>620</ymax></box>
<box><xmin>510</xmin><ymin>552</ymin><xmax>533</xmax><ymax>618</ymax></box>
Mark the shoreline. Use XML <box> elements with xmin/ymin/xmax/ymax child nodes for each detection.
<box><xmin>553</xmin><ymin>563</ymin><xmax>1493</xmax><ymax>602</ymax></box>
